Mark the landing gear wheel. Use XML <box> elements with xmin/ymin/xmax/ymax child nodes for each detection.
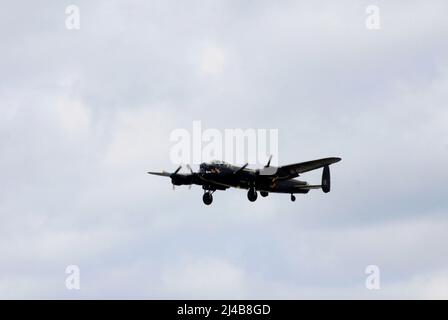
<box><xmin>291</xmin><ymin>194</ymin><xmax>296</xmax><ymax>202</ymax></box>
<box><xmin>260</xmin><ymin>191</ymin><xmax>268</xmax><ymax>197</ymax></box>
<box><xmin>247</xmin><ymin>188</ymin><xmax>258</xmax><ymax>202</ymax></box>
<box><xmin>203</xmin><ymin>192</ymin><xmax>213</xmax><ymax>205</ymax></box>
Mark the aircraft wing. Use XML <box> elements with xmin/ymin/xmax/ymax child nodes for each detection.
<box><xmin>274</xmin><ymin>157</ymin><xmax>341</xmax><ymax>180</ymax></box>
<box><xmin>147</xmin><ymin>171</ymin><xmax>171</xmax><ymax>177</ymax></box>
<box><xmin>296</xmin><ymin>184</ymin><xmax>322</xmax><ymax>190</ymax></box>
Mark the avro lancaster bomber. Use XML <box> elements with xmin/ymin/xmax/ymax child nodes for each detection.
<box><xmin>148</xmin><ymin>156</ymin><xmax>341</xmax><ymax>205</ymax></box>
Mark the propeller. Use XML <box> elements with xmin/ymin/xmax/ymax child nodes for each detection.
<box><xmin>172</xmin><ymin>165</ymin><xmax>197</xmax><ymax>190</ymax></box>
<box><xmin>254</xmin><ymin>155</ymin><xmax>273</xmax><ymax>176</ymax></box>
<box><xmin>265</xmin><ymin>155</ymin><xmax>273</xmax><ymax>168</ymax></box>
<box><xmin>233</xmin><ymin>163</ymin><xmax>248</xmax><ymax>175</ymax></box>
<box><xmin>186</xmin><ymin>164</ymin><xmax>194</xmax><ymax>189</ymax></box>
<box><xmin>172</xmin><ymin>165</ymin><xmax>182</xmax><ymax>175</ymax></box>
<box><xmin>170</xmin><ymin>165</ymin><xmax>182</xmax><ymax>190</ymax></box>
<box><xmin>260</xmin><ymin>155</ymin><xmax>277</xmax><ymax>175</ymax></box>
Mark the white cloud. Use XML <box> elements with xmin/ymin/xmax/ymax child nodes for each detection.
<box><xmin>103</xmin><ymin>106</ymin><xmax>175</xmax><ymax>169</ymax></box>
<box><xmin>161</xmin><ymin>257</ymin><xmax>247</xmax><ymax>298</ymax></box>
<box><xmin>200</xmin><ymin>46</ymin><xmax>226</xmax><ymax>75</ymax></box>
<box><xmin>55</xmin><ymin>97</ymin><xmax>91</xmax><ymax>137</ymax></box>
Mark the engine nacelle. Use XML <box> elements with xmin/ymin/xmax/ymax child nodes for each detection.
<box><xmin>171</xmin><ymin>175</ymin><xmax>193</xmax><ymax>186</ymax></box>
<box><xmin>322</xmin><ymin>165</ymin><xmax>331</xmax><ymax>193</ymax></box>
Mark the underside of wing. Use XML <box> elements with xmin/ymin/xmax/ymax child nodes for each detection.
<box><xmin>198</xmin><ymin>176</ymin><xmax>230</xmax><ymax>190</ymax></box>
<box><xmin>274</xmin><ymin>157</ymin><xmax>341</xmax><ymax>179</ymax></box>
<box><xmin>296</xmin><ymin>184</ymin><xmax>321</xmax><ymax>190</ymax></box>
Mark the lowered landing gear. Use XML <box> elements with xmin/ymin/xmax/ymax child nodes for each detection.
<box><xmin>203</xmin><ymin>191</ymin><xmax>213</xmax><ymax>205</ymax></box>
<box><xmin>290</xmin><ymin>194</ymin><xmax>296</xmax><ymax>202</ymax></box>
<box><xmin>247</xmin><ymin>188</ymin><xmax>258</xmax><ymax>202</ymax></box>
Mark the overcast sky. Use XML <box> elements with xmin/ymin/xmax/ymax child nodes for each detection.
<box><xmin>1</xmin><ymin>0</ymin><xmax>448</xmax><ymax>299</ymax></box>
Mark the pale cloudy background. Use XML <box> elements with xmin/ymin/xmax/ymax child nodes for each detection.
<box><xmin>1</xmin><ymin>0</ymin><xmax>448</xmax><ymax>299</ymax></box>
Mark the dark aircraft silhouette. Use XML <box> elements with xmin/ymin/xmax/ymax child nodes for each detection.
<box><xmin>148</xmin><ymin>156</ymin><xmax>341</xmax><ymax>205</ymax></box>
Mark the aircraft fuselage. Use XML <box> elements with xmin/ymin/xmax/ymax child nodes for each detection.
<box><xmin>198</xmin><ymin>162</ymin><xmax>310</xmax><ymax>194</ymax></box>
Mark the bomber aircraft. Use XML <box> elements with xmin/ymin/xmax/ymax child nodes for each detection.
<box><xmin>148</xmin><ymin>156</ymin><xmax>341</xmax><ymax>205</ymax></box>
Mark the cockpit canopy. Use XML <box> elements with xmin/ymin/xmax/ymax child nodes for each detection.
<box><xmin>210</xmin><ymin>160</ymin><xmax>229</xmax><ymax>165</ymax></box>
<box><xmin>200</xmin><ymin>160</ymin><xmax>231</xmax><ymax>173</ymax></box>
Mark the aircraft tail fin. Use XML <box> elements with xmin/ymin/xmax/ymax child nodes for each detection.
<box><xmin>322</xmin><ymin>165</ymin><xmax>331</xmax><ymax>193</ymax></box>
